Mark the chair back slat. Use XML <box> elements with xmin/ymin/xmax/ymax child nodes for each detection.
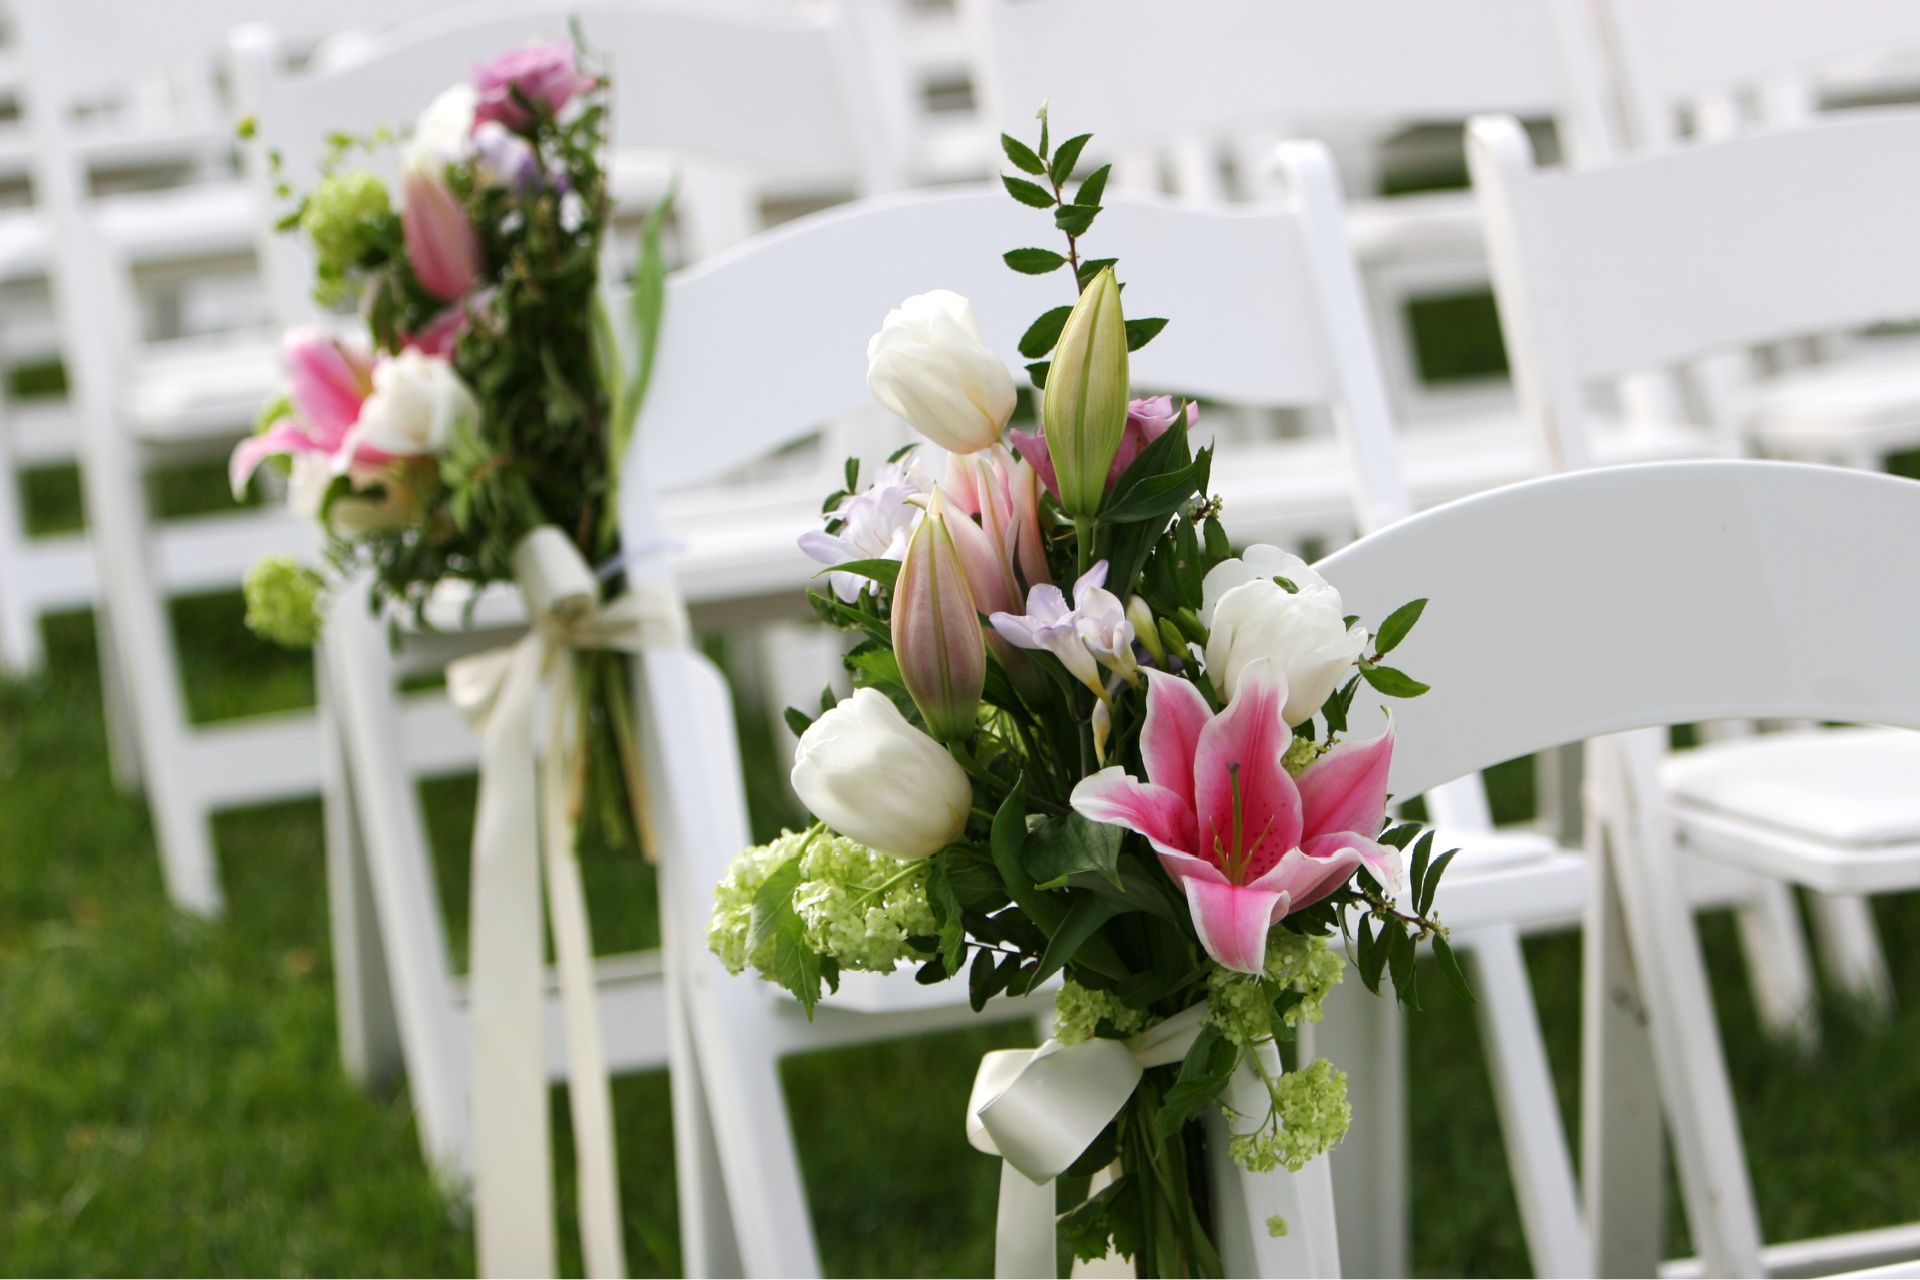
<box><xmin>632</xmin><ymin>185</ymin><xmax>1344</xmax><ymax>495</ymax></box>
<box><xmin>963</xmin><ymin>0</ymin><xmax>1563</xmax><ymax>151</ymax></box>
<box><xmin>1317</xmin><ymin>460</ymin><xmax>1920</xmax><ymax>798</ymax></box>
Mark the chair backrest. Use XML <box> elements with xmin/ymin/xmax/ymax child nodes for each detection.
<box><xmin>627</xmin><ymin>148</ymin><xmax>1411</xmax><ymax>533</ymax></box>
<box><xmin>1466</xmin><ymin>110</ymin><xmax>1920</xmax><ymax>469</ymax></box>
<box><xmin>1600</xmin><ymin>0</ymin><xmax>1920</xmax><ymax>147</ymax></box>
<box><xmin>959</xmin><ymin>0</ymin><xmax>1586</xmax><ymax>172</ymax></box>
<box><xmin>233</xmin><ymin>0</ymin><xmax>902</xmax><ymax>327</ymax></box>
<box><xmin>1316</xmin><ymin>460</ymin><xmax>1920</xmax><ymax>799</ymax></box>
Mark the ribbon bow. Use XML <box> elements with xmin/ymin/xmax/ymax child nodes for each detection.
<box><xmin>447</xmin><ymin>527</ymin><xmax>687</xmax><ymax>1280</ymax></box>
<box><xmin>966</xmin><ymin>1003</ymin><xmax>1209</xmax><ymax>1279</ymax></box>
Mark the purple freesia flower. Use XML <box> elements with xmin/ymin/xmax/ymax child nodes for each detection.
<box><xmin>472</xmin><ymin>121</ymin><xmax>541</xmax><ymax>191</ymax></box>
<box><xmin>989</xmin><ymin>560</ymin><xmax>1135</xmax><ymax>695</ymax></box>
<box><xmin>472</xmin><ymin>42</ymin><xmax>597</xmax><ymax>130</ymax></box>
<box><xmin>798</xmin><ymin>457</ymin><xmax>933</xmax><ymax>602</ymax></box>
<box><xmin>1010</xmin><ymin>395</ymin><xmax>1199</xmax><ymax>504</ymax></box>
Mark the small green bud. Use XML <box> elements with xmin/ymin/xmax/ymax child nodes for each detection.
<box><xmin>242</xmin><ymin>555</ymin><xmax>325</xmax><ymax>649</ymax></box>
<box><xmin>1042</xmin><ymin>267</ymin><xmax>1129</xmax><ymax>518</ymax></box>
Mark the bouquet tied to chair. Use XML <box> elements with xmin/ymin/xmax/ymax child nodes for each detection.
<box><xmin>228</xmin><ymin>35</ymin><xmax>674</xmax><ymax>1278</ymax></box>
<box><xmin>707</xmin><ymin>112</ymin><xmax>1470</xmax><ymax>1277</ymax></box>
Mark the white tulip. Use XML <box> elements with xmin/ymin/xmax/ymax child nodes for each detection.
<box><xmin>790</xmin><ymin>688</ymin><xmax>972</xmax><ymax>860</ymax></box>
<box><xmin>1201</xmin><ymin>544</ymin><xmax>1368</xmax><ymax>725</ymax></box>
<box><xmin>407</xmin><ymin>83</ymin><xmax>477</xmax><ymax>172</ymax></box>
<box><xmin>866</xmin><ymin>290</ymin><xmax>1016</xmax><ymax>455</ymax></box>
<box><xmin>346</xmin><ymin>350</ymin><xmax>478</xmax><ymax>460</ymax></box>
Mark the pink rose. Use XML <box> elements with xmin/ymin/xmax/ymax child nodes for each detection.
<box><xmin>472</xmin><ymin>42</ymin><xmax>596</xmax><ymax>129</ymax></box>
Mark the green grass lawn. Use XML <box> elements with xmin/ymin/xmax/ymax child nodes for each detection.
<box><xmin>2</xmin><ymin>605</ymin><xmax>1919</xmax><ymax>1276</ymax></box>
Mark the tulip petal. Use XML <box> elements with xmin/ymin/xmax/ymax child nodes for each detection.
<box><xmin>1183</xmin><ymin>877</ymin><xmax>1287</xmax><ymax>974</ymax></box>
<box><xmin>1303</xmin><ymin>830</ymin><xmax>1404</xmax><ymax>899</ymax></box>
<box><xmin>1250</xmin><ymin>841</ymin><xmax>1364</xmax><ymax>915</ymax></box>
<box><xmin>1296</xmin><ymin>715</ymin><xmax>1395</xmax><ymax>844</ymax></box>
<box><xmin>1138</xmin><ymin>670</ymin><xmax>1211</xmax><ymax>810</ymax></box>
<box><xmin>1070</xmin><ymin>768</ymin><xmax>1198</xmax><ymax>863</ymax></box>
<box><xmin>1192</xmin><ymin>658</ymin><xmax>1302</xmax><ymax>882</ymax></box>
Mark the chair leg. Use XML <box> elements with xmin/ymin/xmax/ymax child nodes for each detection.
<box><xmin>1459</xmin><ymin>923</ymin><xmax>1592</xmax><ymax>1279</ymax></box>
<box><xmin>667</xmin><ymin>962</ymin><xmax>744</xmax><ymax>1279</ymax></box>
<box><xmin>1314</xmin><ymin>975</ymin><xmax>1407</xmax><ymax>1279</ymax></box>
<box><xmin>1589</xmin><ymin>730</ymin><xmax>1765</xmax><ymax>1279</ymax></box>
<box><xmin>1805</xmin><ymin>891</ymin><xmax>1894</xmax><ymax>1018</ymax></box>
<box><xmin>1730</xmin><ymin>875</ymin><xmax>1819</xmax><ymax>1048</ymax></box>
<box><xmin>1581</xmin><ymin>801</ymin><xmax>1667</xmax><ymax>1278</ymax></box>
<box><xmin>321</xmin><ymin>674</ymin><xmax>404</xmax><ymax>1088</ymax></box>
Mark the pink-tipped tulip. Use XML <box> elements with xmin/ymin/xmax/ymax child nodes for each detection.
<box><xmin>892</xmin><ymin>488</ymin><xmax>986</xmax><ymax>741</ymax></box>
<box><xmin>1070</xmin><ymin>660</ymin><xmax>1400</xmax><ymax>973</ymax></box>
<box><xmin>401</xmin><ymin>165</ymin><xmax>483</xmax><ymax>302</ymax></box>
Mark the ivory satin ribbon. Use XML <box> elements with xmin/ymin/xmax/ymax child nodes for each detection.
<box><xmin>448</xmin><ymin>527</ymin><xmax>688</xmax><ymax>1280</ymax></box>
<box><xmin>966</xmin><ymin>1003</ymin><xmax>1210</xmax><ymax>1279</ymax></box>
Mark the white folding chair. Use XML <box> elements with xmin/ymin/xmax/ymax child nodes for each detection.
<box><xmin>1469</xmin><ymin>107</ymin><xmax>1920</xmax><ymax>1275</ymax></box>
<box><xmin>5</xmin><ymin>0</ymin><xmax>492</xmax><ymax>912</ymax></box>
<box><xmin>1308</xmin><ymin>460</ymin><xmax>1920</xmax><ymax>1279</ymax></box>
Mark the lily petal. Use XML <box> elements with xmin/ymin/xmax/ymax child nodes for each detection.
<box><xmin>1192</xmin><ymin>658</ymin><xmax>1302</xmax><ymax>882</ymax></box>
<box><xmin>1138</xmin><ymin>669</ymin><xmax>1211</xmax><ymax>809</ymax></box>
<box><xmin>230</xmin><ymin>419</ymin><xmax>323</xmax><ymax>496</ymax></box>
<box><xmin>1303</xmin><ymin>830</ymin><xmax>1404</xmax><ymax>899</ymax></box>
<box><xmin>1071</xmin><ymin>768</ymin><xmax>1198</xmax><ymax>863</ymax></box>
<box><xmin>1184</xmin><ymin>878</ymin><xmax>1288</xmax><ymax>974</ymax></box>
<box><xmin>1297</xmin><ymin>714</ymin><xmax>1395</xmax><ymax>843</ymax></box>
<box><xmin>284</xmin><ymin>330</ymin><xmax>374</xmax><ymax>445</ymax></box>
<box><xmin>1250</xmin><ymin>841</ymin><xmax>1364</xmax><ymax>915</ymax></box>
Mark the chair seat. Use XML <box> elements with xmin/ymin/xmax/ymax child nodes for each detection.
<box><xmin>1742</xmin><ymin>337</ymin><xmax>1920</xmax><ymax>460</ymax></box>
<box><xmin>123</xmin><ymin>332</ymin><xmax>281</xmax><ymax>441</ymax></box>
<box><xmin>0</xmin><ymin>181</ymin><xmax>257</xmax><ymax>285</ymax></box>
<box><xmin>1665</xmin><ymin>726</ymin><xmax>1920</xmax><ymax>848</ymax></box>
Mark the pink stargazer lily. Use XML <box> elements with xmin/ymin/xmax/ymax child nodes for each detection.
<box><xmin>229</xmin><ymin>330</ymin><xmax>387</xmax><ymax>495</ymax></box>
<box><xmin>1071</xmin><ymin>659</ymin><xmax>1400</xmax><ymax>974</ymax></box>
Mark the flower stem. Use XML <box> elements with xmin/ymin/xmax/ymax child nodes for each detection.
<box><xmin>1074</xmin><ymin>514</ymin><xmax>1095</xmax><ymax>575</ymax></box>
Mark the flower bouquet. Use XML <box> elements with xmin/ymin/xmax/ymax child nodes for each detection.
<box><xmin>708</xmin><ymin>113</ymin><xmax>1467</xmax><ymax>1276</ymax></box>
<box><xmin>230</xmin><ymin>39</ymin><xmax>675</xmax><ymax>1274</ymax></box>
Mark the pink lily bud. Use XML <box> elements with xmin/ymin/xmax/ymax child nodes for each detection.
<box><xmin>400</xmin><ymin>164</ymin><xmax>483</xmax><ymax>301</ymax></box>
<box><xmin>892</xmin><ymin>488</ymin><xmax>986</xmax><ymax>741</ymax></box>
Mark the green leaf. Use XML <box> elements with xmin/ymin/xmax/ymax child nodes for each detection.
<box><xmin>1004</xmin><ymin>246</ymin><xmax>1068</xmax><ymax>275</ymax></box>
<box><xmin>1098</xmin><ymin>460</ymin><xmax>1209</xmax><ymax>526</ymax></box>
<box><xmin>1419</xmin><ymin>848</ymin><xmax>1458</xmax><ymax>918</ymax></box>
<box><xmin>1030</xmin><ymin>893</ymin><xmax>1118</xmax><ymax>991</ymax></box>
<box><xmin>1154</xmin><ymin>1025</ymin><xmax>1237</xmax><ymax>1137</ymax></box>
<box><xmin>747</xmin><ymin>857</ymin><xmax>827</xmax><ymax>1017</ymax></box>
<box><xmin>1003</xmin><ymin>175</ymin><xmax>1056</xmax><ymax>208</ymax></box>
<box><xmin>1025</xmin><ymin>360</ymin><xmax>1050</xmax><ymax>389</ymax></box>
<box><xmin>1018</xmin><ymin>305</ymin><xmax>1073</xmax><ymax>359</ymax></box>
<box><xmin>844</xmin><ymin>643</ymin><xmax>904</xmax><ymax>690</ymax></box>
<box><xmin>1001</xmin><ymin>132</ymin><xmax>1046</xmax><ymax>175</ymax></box>
<box><xmin>991</xmin><ymin>775</ymin><xmax>1064</xmax><ymax>933</ymax></box>
<box><xmin>1374</xmin><ymin>598</ymin><xmax>1428</xmax><ymax>657</ymax></box>
<box><xmin>1051</xmin><ymin>133</ymin><xmax>1092</xmax><ymax>184</ymax></box>
<box><xmin>968</xmin><ymin>946</ymin><xmax>997</xmax><ymax>1011</ymax></box>
<box><xmin>1379</xmin><ymin>822</ymin><xmax>1421</xmax><ymax>850</ymax></box>
<box><xmin>1322</xmin><ymin>675</ymin><xmax>1360</xmax><ymax>735</ymax></box>
<box><xmin>927</xmin><ymin>856</ymin><xmax>966</xmax><ymax>973</ymax></box>
<box><xmin>844</xmin><ymin>456</ymin><xmax>861</xmax><ymax>493</ymax></box>
<box><xmin>814</xmin><ymin>557</ymin><xmax>899</xmax><ymax>590</ymax></box>
<box><xmin>1076</xmin><ymin>257</ymin><xmax>1118</xmax><ymax>290</ymax></box>
<box><xmin>1025</xmin><ymin>811</ymin><xmax>1124</xmax><ymax>888</ymax></box>
<box><xmin>1433</xmin><ymin>934</ymin><xmax>1477</xmax><ymax>1004</ymax></box>
<box><xmin>1359</xmin><ymin>663</ymin><xmax>1431</xmax><ymax>698</ymax></box>
<box><xmin>1058</xmin><ymin>1172</ymin><xmax>1138</xmax><ymax>1265</ymax></box>
<box><xmin>609</xmin><ymin>181</ymin><xmax>673</xmax><ymax>483</ymax></box>
<box><xmin>1356</xmin><ymin>915</ymin><xmax>1386</xmax><ymax>995</ymax></box>
<box><xmin>915</xmin><ymin>953</ymin><xmax>950</xmax><ymax>984</ymax></box>
<box><xmin>782</xmin><ymin>706</ymin><xmax>814</xmax><ymax>739</ymax></box>
<box><xmin>1076</xmin><ymin>163</ymin><xmax>1110</xmax><ymax>207</ymax></box>
<box><xmin>1125</xmin><ymin>317</ymin><xmax>1169</xmax><ymax>351</ymax></box>
<box><xmin>1407</xmin><ymin>830</ymin><xmax>1434</xmax><ymax>908</ymax></box>
<box><xmin>1387</xmin><ymin>927</ymin><xmax>1419</xmax><ymax>1010</ymax></box>
<box><xmin>1055</xmin><ymin>203</ymin><xmax>1100</xmax><ymax>236</ymax></box>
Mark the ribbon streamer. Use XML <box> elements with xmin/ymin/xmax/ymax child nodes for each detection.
<box><xmin>966</xmin><ymin>1003</ymin><xmax>1209</xmax><ymax>1279</ymax></box>
<box><xmin>450</xmin><ymin>527</ymin><xmax>688</xmax><ymax>1279</ymax></box>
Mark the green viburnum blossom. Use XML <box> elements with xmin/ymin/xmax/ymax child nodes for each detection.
<box><xmin>791</xmin><ymin>832</ymin><xmax>937</xmax><ymax>973</ymax></box>
<box><xmin>1281</xmin><ymin>735</ymin><xmax>1326</xmax><ymax>777</ymax></box>
<box><xmin>301</xmin><ymin>170</ymin><xmax>392</xmax><ymax>303</ymax></box>
<box><xmin>1207</xmin><ymin>931</ymin><xmax>1344</xmax><ymax>1047</ymax></box>
<box><xmin>706</xmin><ymin>830</ymin><xmax>805</xmax><ymax>976</ymax></box>
<box><xmin>242</xmin><ymin>555</ymin><xmax>325</xmax><ymax>649</ymax></box>
<box><xmin>1228</xmin><ymin>1058</ymin><xmax>1351</xmax><ymax>1174</ymax></box>
<box><xmin>1052</xmin><ymin>979</ymin><xmax>1147</xmax><ymax>1046</ymax></box>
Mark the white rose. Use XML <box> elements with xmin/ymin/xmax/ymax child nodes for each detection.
<box><xmin>407</xmin><ymin>83</ymin><xmax>477</xmax><ymax>172</ymax></box>
<box><xmin>351</xmin><ymin>350</ymin><xmax>478</xmax><ymax>458</ymax></box>
<box><xmin>790</xmin><ymin>688</ymin><xmax>971</xmax><ymax>860</ymax></box>
<box><xmin>1201</xmin><ymin>544</ymin><xmax>1369</xmax><ymax>725</ymax></box>
<box><xmin>866</xmin><ymin>290</ymin><xmax>1016</xmax><ymax>455</ymax></box>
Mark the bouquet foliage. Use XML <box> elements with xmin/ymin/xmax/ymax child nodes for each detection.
<box><xmin>708</xmin><ymin>112</ymin><xmax>1468</xmax><ymax>1275</ymax></box>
